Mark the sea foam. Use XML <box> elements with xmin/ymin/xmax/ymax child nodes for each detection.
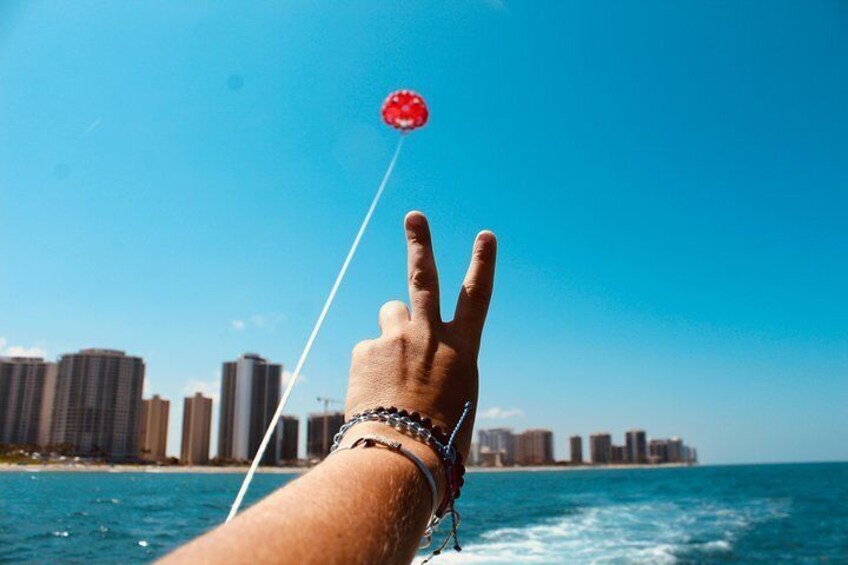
<box><xmin>417</xmin><ymin>498</ymin><xmax>788</xmax><ymax>564</ymax></box>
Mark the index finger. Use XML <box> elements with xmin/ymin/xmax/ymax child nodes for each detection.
<box><xmin>405</xmin><ymin>211</ymin><xmax>441</xmax><ymax>324</ymax></box>
<box><xmin>454</xmin><ymin>230</ymin><xmax>497</xmax><ymax>343</ymax></box>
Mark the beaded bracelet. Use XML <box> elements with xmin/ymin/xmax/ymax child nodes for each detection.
<box><xmin>330</xmin><ymin>401</ymin><xmax>473</xmax><ymax>560</ymax></box>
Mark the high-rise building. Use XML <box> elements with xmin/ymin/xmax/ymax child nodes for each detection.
<box><xmin>687</xmin><ymin>447</ymin><xmax>698</xmax><ymax>464</ymax></box>
<box><xmin>589</xmin><ymin>433</ymin><xmax>612</xmax><ymax>464</ymax></box>
<box><xmin>477</xmin><ymin>428</ymin><xmax>515</xmax><ymax>466</ymax></box>
<box><xmin>0</xmin><ymin>357</ymin><xmax>57</xmax><ymax>446</ymax></box>
<box><xmin>649</xmin><ymin>439</ymin><xmax>669</xmax><ymax>464</ymax></box>
<box><xmin>218</xmin><ymin>353</ymin><xmax>282</xmax><ymax>465</ymax></box>
<box><xmin>181</xmin><ymin>393</ymin><xmax>212</xmax><ymax>465</ymax></box>
<box><xmin>514</xmin><ymin>429</ymin><xmax>554</xmax><ymax>465</ymax></box>
<box><xmin>513</xmin><ymin>433</ymin><xmax>525</xmax><ymax>465</ymax></box>
<box><xmin>611</xmin><ymin>444</ymin><xmax>626</xmax><ymax>464</ymax></box>
<box><xmin>277</xmin><ymin>415</ymin><xmax>299</xmax><ymax>463</ymax></box>
<box><xmin>307</xmin><ymin>412</ymin><xmax>345</xmax><ymax>459</ymax></box>
<box><xmin>667</xmin><ymin>437</ymin><xmax>684</xmax><ymax>463</ymax></box>
<box><xmin>139</xmin><ymin>395</ymin><xmax>170</xmax><ymax>461</ymax></box>
<box><xmin>50</xmin><ymin>349</ymin><xmax>145</xmax><ymax>458</ymax></box>
<box><xmin>570</xmin><ymin>435</ymin><xmax>583</xmax><ymax>465</ymax></box>
<box><xmin>626</xmin><ymin>429</ymin><xmax>647</xmax><ymax>464</ymax></box>
<box><xmin>680</xmin><ymin>444</ymin><xmax>698</xmax><ymax>464</ymax></box>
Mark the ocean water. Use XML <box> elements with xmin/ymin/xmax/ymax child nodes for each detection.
<box><xmin>1</xmin><ymin>463</ymin><xmax>845</xmax><ymax>564</ymax></box>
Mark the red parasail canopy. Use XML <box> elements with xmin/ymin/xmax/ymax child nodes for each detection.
<box><xmin>381</xmin><ymin>90</ymin><xmax>428</xmax><ymax>131</ymax></box>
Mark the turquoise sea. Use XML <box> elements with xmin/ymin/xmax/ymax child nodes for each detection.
<box><xmin>1</xmin><ymin>463</ymin><xmax>846</xmax><ymax>563</ymax></box>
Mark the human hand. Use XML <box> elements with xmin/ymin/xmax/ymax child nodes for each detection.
<box><xmin>345</xmin><ymin>211</ymin><xmax>497</xmax><ymax>461</ymax></box>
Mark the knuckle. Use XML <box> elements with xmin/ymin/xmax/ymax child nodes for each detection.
<box><xmin>474</xmin><ymin>245</ymin><xmax>491</xmax><ymax>261</ymax></box>
<box><xmin>384</xmin><ymin>332</ymin><xmax>408</xmax><ymax>352</ymax></box>
<box><xmin>407</xmin><ymin>228</ymin><xmax>431</xmax><ymax>246</ymax></box>
<box><xmin>410</xmin><ymin>323</ymin><xmax>437</xmax><ymax>346</ymax></box>
<box><xmin>409</xmin><ymin>268</ymin><xmax>437</xmax><ymax>290</ymax></box>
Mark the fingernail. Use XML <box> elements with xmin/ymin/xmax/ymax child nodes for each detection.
<box><xmin>476</xmin><ymin>230</ymin><xmax>497</xmax><ymax>247</ymax></box>
<box><xmin>405</xmin><ymin>211</ymin><xmax>427</xmax><ymax>230</ymax></box>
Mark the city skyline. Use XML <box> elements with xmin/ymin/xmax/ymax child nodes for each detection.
<box><xmin>476</xmin><ymin>426</ymin><xmax>694</xmax><ymax>467</ymax></box>
<box><xmin>2</xmin><ymin>347</ymin><xmax>701</xmax><ymax>465</ymax></box>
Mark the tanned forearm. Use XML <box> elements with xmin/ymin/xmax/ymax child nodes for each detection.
<box><xmin>163</xmin><ymin>422</ymin><xmax>444</xmax><ymax>565</ymax></box>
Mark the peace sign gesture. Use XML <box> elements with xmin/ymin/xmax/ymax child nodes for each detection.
<box><xmin>346</xmin><ymin>211</ymin><xmax>497</xmax><ymax>461</ymax></box>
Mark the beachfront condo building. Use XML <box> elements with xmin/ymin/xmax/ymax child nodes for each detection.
<box><xmin>514</xmin><ymin>429</ymin><xmax>555</xmax><ymax>465</ymax></box>
<box><xmin>0</xmin><ymin>356</ymin><xmax>57</xmax><ymax>447</ymax></box>
<box><xmin>307</xmin><ymin>412</ymin><xmax>345</xmax><ymax>459</ymax></box>
<box><xmin>667</xmin><ymin>437</ymin><xmax>684</xmax><ymax>463</ymax></box>
<box><xmin>685</xmin><ymin>447</ymin><xmax>698</xmax><ymax>464</ymax></box>
<box><xmin>277</xmin><ymin>415</ymin><xmax>299</xmax><ymax>463</ymax></box>
<box><xmin>590</xmin><ymin>433</ymin><xmax>612</xmax><ymax>464</ymax></box>
<box><xmin>50</xmin><ymin>349</ymin><xmax>145</xmax><ymax>459</ymax></box>
<box><xmin>649</xmin><ymin>439</ymin><xmax>670</xmax><ymax>464</ymax></box>
<box><xmin>477</xmin><ymin>428</ymin><xmax>515</xmax><ymax>466</ymax></box>
<box><xmin>139</xmin><ymin>394</ymin><xmax>170</xmax><ymax>461</ymax></box>
<box><xmin>626</xmin><ymin>429</ymin><xmax>648</xmax><ymax>464</ymax></box>
<box><xmin>611</xmin><ymin>444</ymin><xmax>626</xmax><ymax>463</ymax></box>
<box><xmin>218</xmin><ymin>353</ymin><xmax>282</xmax><ymax>465</ymax></box>
<box><xmin>570</xmin><ymin>435</ymin><xmax>583</xmax><ymax>464</ymax></box>
<box><xmin>665</xmin><ymin>438</ymin><xmax>696</xmax><ymax>464</ymax></box>
<box><xmin>181</xmin><ymin>393</ymin><xmax>212</xmax><ymax>465</ymax></box>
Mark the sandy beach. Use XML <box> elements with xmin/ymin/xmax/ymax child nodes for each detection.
<box><xmin>0</xmin><ymin>463</ymin><xmax>307</xmax><ymax>474</ymax></box>
<box><xmin>0</xmin><ymin>462</ymin><xmax>692</xmax><ymax>474</ymax></box>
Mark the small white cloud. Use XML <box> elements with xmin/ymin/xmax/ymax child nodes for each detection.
<box><xmin>5</xmin><ymin>346</ymin><xmax>47</xmax><ymax>357</ymax></box>
<box><xmin>249</xmin><ymin>313</ymin><xmax>283</xmax><ymax>330</ymax></box>
<box><xmin>183</xmin><ymin>379</ymin><xmax>220</xmax><ymax>403</ymax></box>
<box><xmin>281</xmin><ymin>370</ymin><xmax>306</xmax><ymax>387</ymax></box>
<box><xmin>230</xmin><ymin>313</ymin><xmax>284</xmax><ymax>332</ymax></box>
<box><xmin>478</xmin><ymin>407</ymin><xmax>524</xmax><ymax>420</ymax></box>
<box><xmin>0</xmin><ymin>337</ymin><xmax>47</xmax><ymax>358</ymax></box>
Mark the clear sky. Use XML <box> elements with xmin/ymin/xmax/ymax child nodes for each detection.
<box><xmin>1</xmin><ymin>1</ymin><xmax>845</xmax><ymax>464</ymax></box>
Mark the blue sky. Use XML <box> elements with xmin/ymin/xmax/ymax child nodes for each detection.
<box><xmin>1</xmin><ymin>1</ymin><xmax>845</xmax><ymax>464</ymax></box>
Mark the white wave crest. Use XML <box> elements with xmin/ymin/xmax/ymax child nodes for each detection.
<box><xmin>417</xmin><ymin>499</ymin><xmax>788</xmax><ymax>564</ymax></box>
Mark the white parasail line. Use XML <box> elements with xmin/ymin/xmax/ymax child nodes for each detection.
<box><xmin>226</xmin><ymin>134</ymin><xmax>406</xmax><ymax>523</ymax></box>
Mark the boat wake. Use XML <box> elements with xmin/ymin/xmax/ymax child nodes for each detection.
<box><xmin>417</xmin><ymin>498</ymin><xmax>789</xmax><ymax>564</ymax></box>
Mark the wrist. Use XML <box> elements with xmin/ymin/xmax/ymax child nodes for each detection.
<box><xmin>339</xmin><ymin>421</ymin><xmax>447</xmax><ymax>505</ymax></box>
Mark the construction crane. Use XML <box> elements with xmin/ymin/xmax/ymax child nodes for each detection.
<box><xmin>316</xmin><ymin>397</ymin><xmax>344</xmax><ymax>456</ymax></box>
